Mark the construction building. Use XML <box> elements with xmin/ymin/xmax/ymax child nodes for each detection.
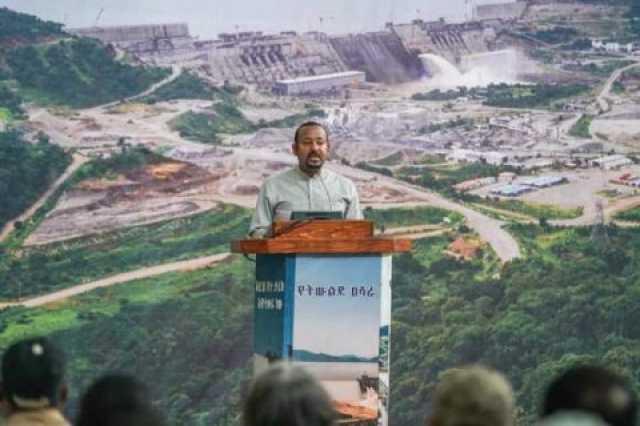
<box><xmin>591</xmin><ymin>155</ymin><xmax>633</xmax><ymax>170</ymax></box>
<box><xmin>471</xmin><ymin>1</ymin><xmax>528</xmax><ymax>21</ymax></box>
<box><xmin>272</xmin><ymin>71</ymin><xmax>365</xmax><ymax>96</ymax></box>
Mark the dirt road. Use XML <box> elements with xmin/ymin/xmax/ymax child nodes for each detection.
<box><xmin>550</xmin><ymin>193</ymin><xmax>640</xmax><ymax>227</ymax></box>
<box><xmin>0</xmin><ymin>252</ymin><xmax>233</xmax><ymax>309</ymax></box>
<box><xmin>0</xmin><ymin>153</ymin><xmax>89</xmax><ymax>243</ymax></box>
<box><xmin>89</xmin><ymin>65</ymin><xmax>183</xmax><ymax>111</ymax></box>
<box><xmin>364</xmin><ymin>173</ymin><xmax>522</xmax><ymax>262</ymax></box>
<box><xmin>596</xmin><ymin>61</ymin><xmax>640</xmax><ymax>114</ymax></box>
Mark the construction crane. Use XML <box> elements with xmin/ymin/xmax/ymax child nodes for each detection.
<box><xmin>465</xmin><ymin>0</ymin><xmax>476</xmax><ymax>22</ymax></box>
<box><xmin>94</xmin><ymin>8</ymin><xmax>104</xmax><ymax>27</ymax></box>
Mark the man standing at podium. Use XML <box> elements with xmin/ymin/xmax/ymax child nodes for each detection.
<box><xmin>249</xmin><ymin>121</ymin><xmax>362</xmax><ymax>238</ymax></box>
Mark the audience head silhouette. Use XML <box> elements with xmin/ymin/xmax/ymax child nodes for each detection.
<box><xmin>428</xmin><ymin>365</ymin><xmax>514</xmax><ymax>426</ymax></box>
<box><xmin>543</xmin><ymin>365</ymin><xmax>637</xmax><ymax>426</ymax></box>
<box><xmin>77</xmin><ymin>373</ymin><xmax>166</xmax><ymax>426</ymax></box>
<box><xmin>1</xmin><ymin>336</ymin><xmax>67</xmax><ymax>411</ymax></box>
<box><xmin>243</xmin><ymin>363</ymin><xmax>337</xmax><ymax>426</ymax></box>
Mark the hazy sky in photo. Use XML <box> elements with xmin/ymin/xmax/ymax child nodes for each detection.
<box><xmin>1</xmin><ymin>0</ymin><xmax>515</xmax><ymax>39</ymax></box>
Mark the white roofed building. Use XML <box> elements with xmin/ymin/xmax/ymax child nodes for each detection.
<box><xmin>272</xmin><ymin>71</ymin><xmax>365</xmax><ymax>95</ymax></box>
<box><xmin>591</xmin><ymin>155</ymin><xmax>633</xmax><ymax>170</ymax></box>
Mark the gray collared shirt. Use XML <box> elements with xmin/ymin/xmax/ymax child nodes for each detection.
<box><xmin>249</xmin><ymin>166</ymin><xmax>362</xmax><ymax>237</ymax></box>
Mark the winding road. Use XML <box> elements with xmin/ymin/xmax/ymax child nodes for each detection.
<box><xmin>0</xmin><ymin>153</ymin><xmax>89</xmax><ymax>243</ymax></box>
<box><xmin>90</xmin><ymin>65</ymin><xmax>183</xmax><ymax>111</ymax></box>
<box><xmin>365</xmin><ymin>172</ymin><xmax>522</xmax><ymax>262</ymax></box>
<box><xmin>0</xmin><ymin>252</ymin><xmax>232</xmax><ymax>308</ymax></box>
<box><xmin>595</xmin><ymin>61</ymin><xmax>640</xmax><ymax>114</ymax></box>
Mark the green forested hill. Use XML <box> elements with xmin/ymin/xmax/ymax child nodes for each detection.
<box><xmin>0</xmin><ymin>259</ymin><xmax>255</xmax><ymax>425</ymax></box>
<box><xmin>3</xmin><ymin>222</ymin><xmax>640</xmax><ymax>426</ymax></box>
<box><xmin>0</xmin><ymin>7</ymin><xmax>65</xmax><ymax>45</ymax></box>
<box><xmin>5</xmin><ymin>38</ymin><xmax>170</xmax><ymax>108</ymax></box>
<box><xmin>0</xmin><ymin>130</ymin><xmax>70</xmax><ymax>230</ymax></box>
<box><xmin>390</xmin><ymin>225</ymin><xmax>640</xmax><ymax>426</ymax></box>
<box><xmin>0</xmin><ymin>146</ymin><xmax>251</xmax><ymax>299</ymax></box>
<box><xmin>0</xmin><ymin>8</ymin><xmax>170</xmax><ymax>109</ymax></box>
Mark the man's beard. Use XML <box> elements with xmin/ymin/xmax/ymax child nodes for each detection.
<box><xmin>304</xmin><ymin>154</ymin><xmax>324</xmax><ymax>171</ymax></box>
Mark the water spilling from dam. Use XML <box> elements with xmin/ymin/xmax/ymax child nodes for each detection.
<box><xmin>420</xmin><ymin>49</ymin><xmax>519</xmax><ymax>88</ymax></box>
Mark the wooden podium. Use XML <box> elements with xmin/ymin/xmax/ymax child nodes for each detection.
<box><xmin>232</xmin><ymin>220</ymin><xmax>411</xmax><ymax>426</ymax></box>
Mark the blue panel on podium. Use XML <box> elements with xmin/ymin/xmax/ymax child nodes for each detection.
<box><xmin>253</xmin><ymin>253</ymin><xmax>392</xmax><ymax>425</ymax></box>
<box><xmin>254</xmin><ymin>254</ymin><xmax>295</xmax><ymax>359</ymax></box>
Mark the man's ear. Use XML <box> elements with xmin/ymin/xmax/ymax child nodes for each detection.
<box><xmin>291</xmin><ymin>142</ymin><xmax>298</xmax><ymax>155</ymax></box>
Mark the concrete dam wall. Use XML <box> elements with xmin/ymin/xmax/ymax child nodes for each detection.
<box><xmin>69</xmin><ymin>23</ymin><xmax>190</xmax><ymax>44</ymax></box>
<box><xmin>329</xmin><ymin>32</ymin><xmax>424</xmax><ymax>84</ymax></box>
<box><xmin>390</xmin><ymin>21</ymin><xmax>495</xmax><ymax>66</ymax></box>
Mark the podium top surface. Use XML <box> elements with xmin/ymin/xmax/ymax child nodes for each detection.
<box><xmin>231</xmin><ymin>220</ymin><xmax>411</xmax><ymax>254</ymax></box>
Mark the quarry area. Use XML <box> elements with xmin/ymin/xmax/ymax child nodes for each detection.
<box><xmin>16</xmin><ymin>0</ymin><xmax>640</xmax><ymax>258</ymax></box>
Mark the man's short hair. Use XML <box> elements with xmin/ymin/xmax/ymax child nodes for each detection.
<box><xmin>293</xmin><ymin>121</ymin><xmax>329</xmax><ymax>145</ymax></box>
<box><xmin>542</xmin><ymin>365</ymin><xmax>637</xmax><ymax>426</ymax></box>
<box><xmin>430</xmin><ymin>365</ymin><xmax>514</xmax><ymax>426</ymax></box>
<box><xmin>77</xmin><ymin>374</ymin><xmax>166</xmax><ymax>426</ymax></box>
<box><xmin>243</xmin><ymin>363</ymin><xmax>337</xmax><ymax>426</ymax></box>
<box><xmin>1</xmin><ymin>336</ymin><xmax>65</xmax><ymax>409</ymax></box>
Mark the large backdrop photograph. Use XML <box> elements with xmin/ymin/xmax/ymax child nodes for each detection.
<box><xmin>1</xmin><ymin>0</ymin><xmax>640</xmax><ymax>424</ymax></box>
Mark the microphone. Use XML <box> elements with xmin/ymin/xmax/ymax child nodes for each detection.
<box><xmin>342</xmin><ymin>197</ymin><xmax>351</xmax><ymax>219</ymax></box>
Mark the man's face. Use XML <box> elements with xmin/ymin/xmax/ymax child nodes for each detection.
<box><xmin>292</xmin><ymin>125</ymin><xmax>329</xmax><ymax>175</ymax></box>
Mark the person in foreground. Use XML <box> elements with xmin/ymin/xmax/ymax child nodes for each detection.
<box><xmin>249</xmin><ymin>121</ymin><xmax>362</xmax><ymax>238</ymax></box>
<box><xmin>243</xmin><ymin>362</ymin><xmax>337</xmax><ymax>426</ymax></box>
<box><xmin>427</xmin><ymin>365</ymin><xmax>514</xmax><ymax>426</ymax></box>
<box><xmin>541</xmin><ymin>365</ymin><xmax>637</xmax><ymax>426</ymax></box>
<box><xmin>0</xmin><ymin>336</ymin><xmax>70</xmax><ymax>426</ymax></box>
<box><xmin>76</xmin><ymin>373</ymin><xmax>166</xmax><ymax>426</ymax></box>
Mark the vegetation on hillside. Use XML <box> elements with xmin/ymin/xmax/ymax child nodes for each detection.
<box><xmin>482</xmin><ymin>83</ymin><xmax>591</xmax><ymax>109</ymax></box>
<box><xmin>569</xmin><ymin>115</ymin><xmax>593</xmax><ymax>139</ymax></box>
<box><xmin>170</xmin><ymin>104</ymin><xmax>255</xmax><ymax>144</ymax></box>
<box><xmin>363</xmin><ymin>206</ymin><xmax>463</xmax><ymax>228</ymax></box>
<box><xmin>412</xmin><ymin>89</ymin><xmax>463</xmax><ymax>101</ymax></box>
<box><xmin>563</xmin><ymin>60</ymin><xmax>636</xmax><ymax>77</ymax></box>
<box><xmin>411</xmin><ymin>84</ymin><xmax>591</xmax><ymax>109</ymax></box>
<box><xmin>397</xmin><ymin>162</ymin><xmax>518</xmax><ymax>196</ymax></box>
<box><xmin>371</xmin><ymin>151</ymin><xmax>405</xmax><ymax>166</ymax></box>
<box><xmin>6</xmin><ymin>38</ymin><xmax>170</xmax><ymax>108</ymax></box>
<box><xmin>418</xmin><ymin>117</ymin><xmax>474</xmax><ymax>134</ymax></box>
<box><xmin>471</xmin><ymin>198</ymin><xmax>583</xmax><ymax>221</ymax></box>
<box><xmin>171</xmin><ymin>103</ymin><xmax>326</xmax><ymax>144</ymax></box>
<box><xmin>524</xmin><ymin>27</ymin><xmax>579</xmax><ymax>44</ymax></box>
<box><xmin>4</xmin><ymin>223</ymin><xmax>640</xmax><ymax>425</ymax></box>
<box><xmin>390</xmin><ymin>224</ymin><xmax>640</xmax><ymax>426</ymax></box>
<box><xmin>0</xmin><ymin>203</ymin><xmax>250</xmax><ymax>299</ymax></box>
<box><xmin>0</xmin><ymin>7</ymin><xmax>65</xmax><ymax>45</ymax></box>
<box><xmin>141</xmin><ymin>72</ymin><xmax>241</xmax><ymax>104</ymax></box>
<box><xmin>0</xmin><ymin>146</ymin><xmax>250</xmax><ymax>299</ymax></box>
<box><xmin>629</xmin><ymin>0</ymin><xmax>640</xmax><ymax>35</ymax></box>
<box><xmin>0</xmin><ymin>258</ymin><xmax>254</xmax><ymax>425</ymax></box>
<box><xmin>0</xmin><ymin>84</ymin><xmax>25</xmax><ymax>120</ymax></box>
<box><xmin>0</xmin><ymin>130</ymin><xmax>71</xmax><ymax>230</ymax></box>
<box><xmin>614</xmin><ymin>207</ymin><xmax>640</xmax><ymax>222</ymax></box>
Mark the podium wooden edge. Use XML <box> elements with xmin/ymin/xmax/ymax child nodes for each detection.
<box><xmin>231</xmin><ymin>238</ymin><xmax>411</xmax><ymax>254</ymax></box>
<box><xmin>232</xmin><ymin>219</ymin><xmax>411</xmax><ymax>254</ymax></box>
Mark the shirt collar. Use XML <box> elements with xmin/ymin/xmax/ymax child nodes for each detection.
<box><xmin>295</xmin><ymin>166</ymin><xmax>327</xmax><ymax>180</ymax></box>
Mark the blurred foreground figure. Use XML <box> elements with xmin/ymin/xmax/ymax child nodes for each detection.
<box><xmin>1</xmin><ymin>336</ymin><xmax>70</xmax><ymax>426</ymax></box>
<box><xmin>428</xmin><ymin>365</ymin><xmax>515</xmax><ymax>426</ymax></box>
<box><xmin>542</xmin><ymin>365</ymin><xmax>637</xmax><ymax>426</ymax></box>
<box><xmin>243</xmin><ymin>363</ymin><xmax>337</xmax><ymax>426</ymax></box>
<box><xmin>76</xmin><ymin>374</ymin><xmax>166</xmax><ymax>426</ymax></box>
